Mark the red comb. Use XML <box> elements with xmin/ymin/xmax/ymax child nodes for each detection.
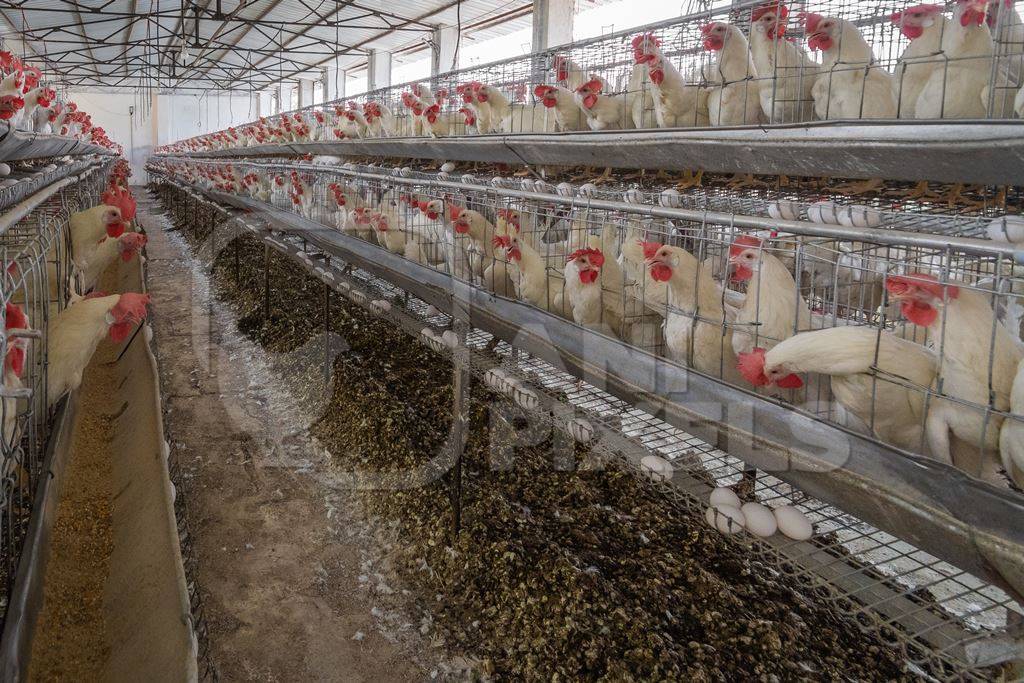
<box><xmin>737</xmin><ymin>348</ymin><xmax>770</xmax><ymax>386</ymax></box>
<box><xmin>567</xmin><ymin>247</ymin><xmax>605</xmax><ymax>266</ymax></box>
<box><xmin>577</xmin><ymin>78</ymin><xmax>604</xmax><ymax>93</ymax></box>
<box><xmin>640</xmin><ymin>240</ymin><xmax>662</xmax><ymax>261</ymax></box>
<box><xmin>447</xmin><ymin>204</ymin><xmax>463</xmax><ymax>221</ymax></box>
<box><xmin>109</xmin><ymin>292</ymin><xmax>151</xmax><ymax>343</ymax></box>
<box><xmin>729</xmin><ymin>235</ymin><xmax>762</xmax><ymax>256</ymax></box>
<box><xmin>752</xmin><ymin>2</ymin><xmax>789</xmax><ymax>21</ymax></box>
<box><xmin>799</xmin><ymin>12</ymin><xmax>825</xmax><ymax>32</ymax></box>
<box><xmin>534</xmin><ymin>84</ymin><xmax>555</xmax><ymax>98</ymax></box>
<box><xmin>492</xmin><ymin>235</ymin><xmax>512</xmax><ymax>249</ymax></box>
<box><xmin>884</xmin><ymin>272</ymin><xmax>960</xmax><ymax>300</ymax></box>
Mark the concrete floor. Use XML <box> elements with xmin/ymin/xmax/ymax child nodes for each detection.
<box><xmin>141</xmin><ymin>193</ymin><xmax>432</xmax><ymax>681</ymax></box>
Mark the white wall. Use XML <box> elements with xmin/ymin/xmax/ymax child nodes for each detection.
<box><xmin>67</xmin><ymin>90</ymin><xmax>258</xmax><ymax>182</ymax></box>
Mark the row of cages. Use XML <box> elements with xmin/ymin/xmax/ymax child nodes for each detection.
<box><xmin>0</xmin><ymin>160</ymin><xmax>113</xmax><ymax>622</ymax></box>
<box><xmin>163</xmin><ymin>0</ymin><xmax>1024</xmax><ymax>153</ymax></box>
<box><xmin>151</xmin><ymin>156</ymin><xmax>1024</xmax><ymax>496</ymax></box>
<box><xmin>149</xmin><ymin>174</ymin><xmax>1024</xmax><ymax>680</ymax></box>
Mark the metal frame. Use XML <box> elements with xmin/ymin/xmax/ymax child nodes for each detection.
<box><xmin>153</xmin><ymin>164</ymin><xmax>1024</xmax><ymax>604</ymax></box>
<box><xmin>151</xmin><ymin>171</ymin><xmax>1024</xmax><ymax>680</ymax></box>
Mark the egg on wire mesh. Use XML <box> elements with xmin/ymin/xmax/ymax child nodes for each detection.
<box><xmin>773</xmin><ymin>505</ymin><xmax>814</xmax><ymax>541</ymax></box>
<box><xmin>836</xmin><ymin>204</ymin><xmax>882</xmax><ymax>228</ymax></box>
<box><xmin>705</xmin><ymin>505</ymin><xmax>745</xmax><ymax>534</ymax></box>
<box><xmin>767</xmin><ymin>199</ymin><xmax>800</xmax><ymax>221</ymax></box>
<box><xmin>567</xmin><ymin>417</ymin><xmax>594</xmax><ymax>443</ymax></box>
<box><xmin>639</xmin><ymin>454</ymin><xmax>673</xmax><ymax>482</ymax></box>
<box><xmin>709</xmin><ymin>486</ymin><xmax>741</xmax><ymax>509</ymax></box>
<box><xmin>741</xmin><ymin>502</ymin><xmax>777</xmax><ymax>538</ymax></box>
<box><xmin>987</xmin><ymin>215</ymin><xmax>1024</xmax><ymax>244</ymax></box>
<box><xmin>440</xmin><ymin>330</ymin><xmax>459</xmax><ymax>349</ymax></box>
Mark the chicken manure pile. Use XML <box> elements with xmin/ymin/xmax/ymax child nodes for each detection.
<box><xmin>165</xmin><ymin>196</ymin><xmax>920</xmax><ymax>681</ymax></box>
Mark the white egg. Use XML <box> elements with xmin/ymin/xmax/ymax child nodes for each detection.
<box><xmin>767</xmin><ymin>199</ymin><xmax>798</xmax><ymax>221</ymax></box>
<box><xmin>533</xmin><ymin>181</ymin><xmax>552</xmax><ymax>195</ymax></box>
<box><xmin>441</xmin><ymin>330</ymin><xmax>459</xmax><ymax>349</ymax></box>
<box><xmin>850</xmin><ymin>204</ymin><xmax>882</xmax><ymax>227</ymax></box>
<box><xmin>640</xmin><ymin>454</ymin><xmax>673</xmax><ymax>482</ymax></box>
<box><xmin>835</xmin><ymin>205</ymin><xmax>856</xmax><ymax>228</ymax></box>
<box><xmin>370</xmin><ymin>299</ymin><xmax>391</xmax><ymax>314</ymax></box>
<box><xmin>521</xmin><ymin>178</ymin><xmax>537</xmax><ymax>192</ymax></box>
<box><xmin>440</xmin><ymin>161</ymin><xmax>455</xmax><ymax>173</ymax></box>
<box><xmin>424</xmin><ymin>304</ymin><xmax>441</xmax><ymax>317</ymax></box>
<box><xmin>555</xmin><ymin>182</ymin><xmax>574</xmax><ymax>197</ymax></box>
<box><xmin>568</xmin><ymin>418</ymin><xmax>594</xmax><ymax>443</ymax></box>
<box><xmin>420</xmin><ymin>328</ymin><xmax>435</xmax><ymax>343</ymax></box>
<box><xmin>578</xmin><ymin>183</ymin><xmax>597</xmax><ymax>198</ymax></box>
<box><xmin>774</xmin><ymin>505</ymin><xmax>814</xmax><ymax>541</ymax></box>
<box><xmin>709</xmin><ymin>486</ymin><xmax>741</xmax><ymax>509</ymax></box>
<box><xmin>0</xmin><ymin>163</ymin><xmax>13</xmax><ymax>176</ymax></box>
<box><xmin>808</xmin><ymin>200</ymin><xmax>838</xmax><ymax>225</ymax></box>
<box><xmin>705</xmin><ymin>505</ymin><xmax>745</xmax><ymax>534</ymax></box>
<box><xmin>461</xmin><ymin>173</ymin><xmax>476</xmax><ymax>185</ymax></box>
<box><xmin>659</xmin><ymin>188</ymin><xmax>680</xmax><ymax>208</ymax></box>
<box><xmin>436</xmin><ymin>171</ymin><xmax>450</xmax><ymax>181</ymax></box>
<box><xmin>740</xmin><ymin>502</ymin><xmax>777</xmax><ymax>538</ymax></box>
<box><xmin>987</xmin><ymin>216</ymin><xmax>1024</xmax><ymax>244</ymax></box>
<box><xmin>622</xmin><ymin>188</ymin><xmax>643</xmax><ymax>204</ymax></box>
<box><xmin>491</xmin><ymin>176</ymin><xmax>505</xmax><ymax>188</ymax></box>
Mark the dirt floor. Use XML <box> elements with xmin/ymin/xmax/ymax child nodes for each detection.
<box><xmin>28</xmin><ymin>348</ymin><xmax>116</xmax><ymax>681</ymax></box>
<box><xmin>141</xmin><ymin>194</ymin><xmax>438</xmax><ymax>680</ymax></box>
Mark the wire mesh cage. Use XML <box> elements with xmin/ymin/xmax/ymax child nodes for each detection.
<box><xmin>161</xmin><ymin>0</ymin><xmax>1024</xmax><ymax>155</ymax></box>
<box><xmin>0</xmin><ymin>159</ymin><xmax>113</xmax><ymax>624</ymax></box>
<box><xmin>155</xmin><ymin>156</ymin><xmax>1024</xmax><ymax>497</ymax></box>
<box><xmin>146</xmin><ymin>170</ymin><xmax>1024</xmax><ymax>680</ymax></box>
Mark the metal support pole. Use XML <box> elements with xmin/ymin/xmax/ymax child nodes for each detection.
<box><xmin>263</xmin><ymin>242</ymin><xmax>271</xmax><ymax>319</ymax></box>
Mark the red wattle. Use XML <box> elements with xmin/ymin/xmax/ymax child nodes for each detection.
<box><xmin>650</xmin><ymin>263</ymin><xmax>673</xmax><ymax>282</ymax></box>
<box><xmin>582</xmin><ymin>94</ymin><xmax>598</xmax><ymax>109</ymax></box>
<box><xmin>579</xmin><ymin>269</ymin><xmax>599</xmax><ymax>284</ymax></box>
<box><xmin>902</xmin><ymin>300</ymin><xmax>938</xmax><ymax>327</ymax></box>
<box><xmin>730</xmin><ymin>264</ymin><xmax>753</xmax><ymax>283</ymax></box>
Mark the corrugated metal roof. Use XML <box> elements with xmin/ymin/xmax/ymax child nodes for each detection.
<box><xmin>0</xmin><ymin>0</ymin><xmax>611</xmax><ymax>91</ymax></box>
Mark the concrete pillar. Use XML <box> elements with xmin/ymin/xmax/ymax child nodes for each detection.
<box><xmin>431</xmin><ymin>25</ymin><xmax>460</xmax><ymax>76</ymax></box>
<box><xmin>297</xmin><ymin>78</ymin><xmax>314</xmax><ymax>108</ymax></box>
<box><xmin>278</xmin><ymin>82</ymin><xmax>293</xmax><ymax>112</ymax></box>
<box><xmin>367</xmin><ymin>49</ymin><xmax>392</xmax><ymax>92</ymax></box>
<box><xmin>325</xmin><ymin>58</ymin><xmax>346</xmax><ymax>103</ymax></box>
<box><xmin>531</xmin><ymin>0</ymin><xmax>574</xmax><ymax>51</ymax></box>
<box><xmin>258</xmin><ymin>90</ymin><xmax>275</xmax><ymax>118</ymax></box>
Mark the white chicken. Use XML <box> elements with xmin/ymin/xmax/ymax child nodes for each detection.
<box><xmin>47</xmin><ymin>293</ymin><xmax>151</xmax><ymax>403</ymax></box>
<box><xmin>701</xmin><ymin>22</ymin><xmax>762</xmax><ymax>126</ymax></box>
<box><xmin>890</xmin><ymin>4</ymin><xmax>949</xmax><ymax>118</ymax></box>
<box><xmin>804</xmin><ymin>13</ymin><xmax>898</xmax><ymax>119</ymax></box>
<box><xmin>748</xmin><ymin>2</ymin><xmax>819</xmax><ymax>123</ymax></box>
<box><xmin>885</xmin><ymin>273</ymin><xmax>1022</xmax><ymax>484</ymax></box>
<box><xmin>78</xmin><ymin>232</ymin><xmax>147</xmax><ymax>294</ymax></box>
<box><xmin>737</xmin><ymin>326</ymin><xmax>938</xmax><ymax>454</ymax></box>
<box><xmin>728</xmin><ymin>235</ymin><xmax>811</xmax><ymax>356</ymax></box>
<box><xmin>1000</xmin><ymin>358</ymin><xmax>1024</xmax><ymax>487</ymax></box>
<box><xmin>573</xmin><ymin>75</ymin><xmax>637</xmax><ymax>131</ymax></box>
<box><xmin>632</xmin><ymin>33</ymin><xmax>710</xmax><ymax>127</ymax></box>
<box><xmin>533</xmin><ymin>84</ymin><xmax>587</xmax><ymax>131</ymax></box>
<box><xmin>643</xmin><ymin>242</ymin><xmax>742</xmax><ymax>383</ymax></box>
<box><xmin>493</xmin><ymin>232</ymin><xmax>568</xmax><ymax>316</ymax></box>
<box><xmin>914</xmin><ymin>0</ymin><xmax>995</xmax><ymax>118</ymax></box>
